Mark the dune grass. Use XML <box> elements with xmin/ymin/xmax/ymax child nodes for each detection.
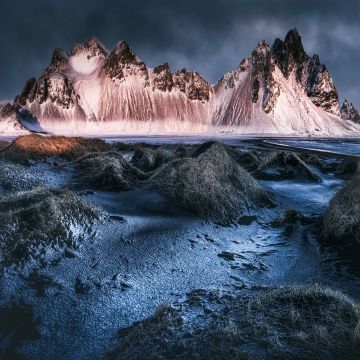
<box><xmin>149</xmin><ymin>142</ymin><xmax>271</xmax><ymax>224</ymax></box>
<box><xmin>108</xmin><ymin>285</ymin><xmax>360</xmax><ymax>360</ymax></box>
<box><xmin>0</xmin><ymin>187</ymin><xmax>102</xmax><ymax>266</ymax></box>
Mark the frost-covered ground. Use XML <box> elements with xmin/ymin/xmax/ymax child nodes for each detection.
<box><xmin>0</xmin><ymin>137</ymin><xmax>359</xmax><ymax>359</ymax></box>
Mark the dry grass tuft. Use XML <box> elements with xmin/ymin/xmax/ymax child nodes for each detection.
<box><xmin>0</xmin><ymin>134</ymin><xmax>112</xmax><ymax>164</ymax></box>
<box><xmin>149</xmin><ymin>142</ymin><xmax>271</xmax><ymax>224</ymax></box>
<box><xmin>0</xmin><ymin>187</ymin><xmax>102</xmax><ymax>266</ymax></box>
<box><xmin>322</xmin><ymin>175</ymin><xmax>360</xmax><ymax>245</ymax></box>
<box><xmin>253</xmin><ymin>151</ymin><xmax>320</xmax><ymax>181</ymax></box>
<box><xmin>71</xmin><ymin>152</ymin><xmax>147</xmax><ymax>191</ymax></box>
<box><xmin>336</xmin><ymin>158</ymin><xmax>360</xmax><ymax>179</ymax></box>
<box><xmin>131</xmin><ymin>146</ymin><xmax>172</xmax><ymax>172</ymax></box>
<box><xmin>107</xmin><ymin>285</ymin><xmax>360</xmax><ymax>360</ymax></box>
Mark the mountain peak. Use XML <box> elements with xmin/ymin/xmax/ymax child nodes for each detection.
<box><xmin>272</xmin><ymin>28</ymin><xmax>307</xmax><ymax>77</ymax></box>
<box><xmin>252</xmin><ymin>40</ymin><xmax>271</xmax><ymax>56</ymax></box>
<box><xmin>51</xmin><ymin>48</ymin><xmax>69</xmax><ymax>63</ymax></box>
<box><xmin>44</xmin><ymin>48</ymin><xmax>69</xmax><ymax>75</ymax></box>
<box><xmin>111</xmin><ymin>40</ymin><xmax>138</xmax><ymax>64</ymax></box>
<box><xmin>71</xmin><ymin>36</ymin><xmax>109</xmax><ymax>58</ymax></box>
<box><xmin>341</xmin><ymin>99</ymin><xmax>360</xmax><ymax>123</ymax></box>
<box><xmin>3</xmin><ymin>30</ymin><xmax>356</xmax><ymax>136</ymax></box>
<box><xmin>153</xmin><ymin>62</ymin><xmax>171</xmax><ymax>74</ymax></box>
<box><xmin>284</xmin><ymin>28</ymin><xmax>301</xmax><ymax>46</ymax></box>
<box><xmin>103</xmin><ymin>40</ymin><xmax>148</xmax><ymax>82</ymax></box>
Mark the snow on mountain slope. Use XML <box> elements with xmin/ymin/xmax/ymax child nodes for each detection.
<box><xmin>0</xmin><ymin>103</ymin><xmax>29</xmax><ymax>135</ymax></box>
<box><xmin>1</xmin><ymin>29</ymin><xmax>359</xmax><ymax>136</ymax></box>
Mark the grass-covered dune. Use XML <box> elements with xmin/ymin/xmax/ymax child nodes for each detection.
<box><xmin>108</xmin><ymin>285</ymin><xmax>360</xmax><ymax>360</ymax></box>
<box><xmin>149</xmin><ymin>142</ymin><xmax>272</xmax><ymax>224</ymax></box>
<box><xmin>253</xmin><ymin>151</ymin><xmax>320</xmax><ymax>181</ymax></box>
<box><xmin>0</xmin><ymin>187</ymin><xmax>102</xmax><ymax>266</ymax></box>
<box><xmin>70</xmin><ymin>151</ymin><xmax>147</xmax><ymax>191</ymax></box>
<box><xmin>322</xmin><ymin>175</ymin><xmax>360</xmax><ymax>246</ymax></box>
<box><xmin>0</xmin><ymin>134</ymin><xmax>112</xmax><ymax>164</ymax></box>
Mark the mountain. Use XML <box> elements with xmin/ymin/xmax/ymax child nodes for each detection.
<box><xmin>1</xmin><ymin>29</ymin><xmax>359</xmax><ymax>136</ymax></box>
<box><xmin>340</xmin><ymin>99</ymin><xmax>360</xmax><ymax>123</ymax></box>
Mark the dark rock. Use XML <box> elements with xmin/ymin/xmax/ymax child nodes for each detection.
<box><xmin>251</xmin><ymin>41</ymin><xmax>280</xmax><ymax>113</ymax></box>
<box><xmin>234</xmin><ymin>150</ymin><xmax>261</xmax><ymax>172</ymax></box>
<box><xmin>14</xmin><ymin>78</ymin><xmax>38</xmax><ymax>108</ymax></box>
<box><xmin>271</xmin><ymin>209</ymin><xmax>307</xmax><ymax>227</ymax></box>
<box><xmin>238</xmin><ymin>215</ymin><xmax>257</xmax><ymax>225</ymax></box>
<box><xmin>27</xmin><ymin>271</ymin><xmax>62</xmax><ymax>297</ymax></box>
<box><xmin>109</xmin><ymin>215</ymin><xmax>126</xmax><ymax>223</ymax></box>
<box><xmin>37</xmin><ymin>73</ymin><xmax>78</xmax><ymax>108</ymax></box>
<box><xmin>152</xmin><ymin>63</ymin><xmax>173</xmax><ymax>92</ymax></box>
<box><xmin>303</xmin><ymin>55</ymin><xmax>340</xmax><ymax>115</ymax></box>
<box><xmin>0</xmin><ymin>303</ymin><xmax>39</xmax><ymax>358</ymax></box>
<box><xmin>173</xmin><ymin>69</ymin><xmax>212</xmax><ymax>102</ymax></box>
<box><xmin>71</xmin><ymin>36</ymin><xmax>108</xmax><ymax>58</ymax></box>
<box><xmin>103</xmin><ymin>40</ymin><xmax>148</xmax><ymax>82</ymax></box>
<box><xmin>74</xmin><ymin>277</ymin><xmax>91</xmax><ymax>294</ymax></box>
<box><xmin>271</xmin><ymin>209</ymin><xmax>311</xmax><ymax>238</ymax></box>
<box><xmin>46</xmin><ymin>48</ymin><xmax>70</xmax><ymax>75</ymax></box>
<box><xmin>0</xmin><ymin>103</ymin><xmax>17</xmax><ymax>118</ymax></box>
<box><xmin>271</xmin><ymin>28</ymin><xmax>307</xmax><ymax>78</ymax></box>
<box><xmin>217</xmin><ymin>251</ymin><xmax>236</xmax><ymax>261</ymax></box>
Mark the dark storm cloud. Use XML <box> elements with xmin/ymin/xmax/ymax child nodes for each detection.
<box><xmin>1</xmin><ymin>0</ymin><xmax>359</xmax><ymax>107</ymax></box>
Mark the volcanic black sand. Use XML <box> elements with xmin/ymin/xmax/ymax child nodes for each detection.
<box><xmin>0</xmin><ymin>134</ymin><xmax>360</xmax><ymax>360</ymax></box>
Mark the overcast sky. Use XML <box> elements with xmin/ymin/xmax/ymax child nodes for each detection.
<box><xmin>1</xmin><ymin>0</ymin><xmax>359</xmax><ymax>108</ymax></box>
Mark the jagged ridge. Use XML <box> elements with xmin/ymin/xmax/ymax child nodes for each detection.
<box><xmin>1</xmin><ymin>29</ymin><xmax>359</xmax><ymax>136</ymax></box>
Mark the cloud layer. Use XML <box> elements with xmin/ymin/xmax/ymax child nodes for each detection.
<box><xmin>1</xmin><ymin>0</ymin><xmax>359</xmax><ymax>107</ymax></box>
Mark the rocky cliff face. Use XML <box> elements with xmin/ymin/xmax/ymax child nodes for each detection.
<box><xmin>2</xmin><ymin>30</ymin><xmax>358</xmax><ymax>136</ymax></box>
<box><xmin>271</xmin><ymin>29</ymin><xmax>308</xmax><ymax>79</ymax></box>
<box><xmin>103</xmin><ymin>40</ymin><xmax>148</xmax><ymax>83</ymax></box>
<box><xmin>341</xmin><ymin>99</ymin><xmax>360</xmax><ymax>123</ymax></box>
<box><xmin>250</xmin><ymin>41</ymin><xmax>280</xmax><ymax>113</ymax></box>
<box><xmin>172</xmin><ymin>69</ymin><xmax>212</xmax><ymax>102</ymax></box>
<box><xmin>272</xmin><ymin>29</ymin><xmax>340</xmax><ymax>116</ymax></box>
<box><xmin>152</xmin><ymin>63</ymin><xmax>173</xmax><ymax>92</ymax></box>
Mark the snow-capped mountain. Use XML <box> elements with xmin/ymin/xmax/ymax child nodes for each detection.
<box><xmin>1</xmin><ymin>29</ymin><xmax>359</xmax><ymax>136</ymax></box>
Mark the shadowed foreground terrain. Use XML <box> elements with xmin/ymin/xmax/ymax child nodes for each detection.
<box><xmin>108</xmin><ymin>285</ymin><xmax>360</xmax><ymax>360</ymax></box>
<box><xmin>0</xmin><ymin>134</ymin><xmax>359</xmax><ymax>359</ymax></box>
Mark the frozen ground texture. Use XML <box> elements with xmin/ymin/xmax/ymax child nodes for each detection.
<box><xmin>1</xmin><ymin>29</ymin><xmax>360</xmax><ymax>136</ymax></box>
<box><xmin>0</xmin><ymin>135</ymin><xmax>359</xmax><ymax>359</ymax></box>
